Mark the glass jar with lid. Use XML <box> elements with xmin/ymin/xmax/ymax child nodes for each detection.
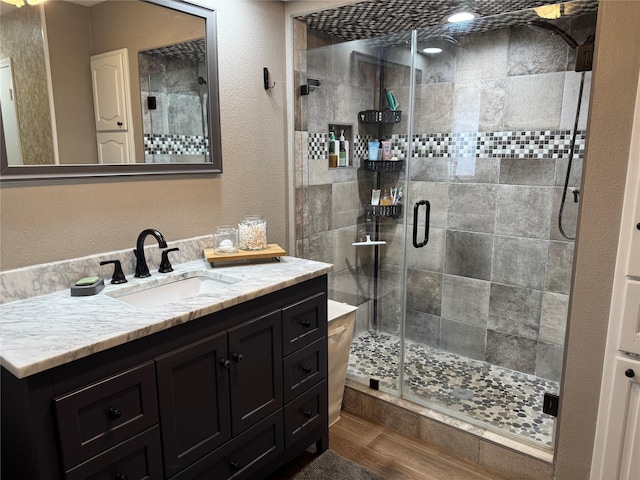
<box><xmin>214</xmin><ymin>226</ymin><xmax>238</xmax><ymax>254</ymax></box>
<box><xmin>238</xmin><ymin>215</ymin><xmax>267</xmax><ymax>250</ymax></box>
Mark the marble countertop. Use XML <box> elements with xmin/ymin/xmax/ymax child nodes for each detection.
<box><xmin>0</xmin><ymin>256</ymin><xmax>332</xmax><ymax>379</ymax></box>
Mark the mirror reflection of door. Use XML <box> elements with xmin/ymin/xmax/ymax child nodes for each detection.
<box><xmin>0</xmin><ymin>58</ymin><xmax>23</xmax><ymax>165</ymax></box>
<box><xmin>91</xmin><ymin>49</ymin><xmax>134</xmax><ymax>164</ymax></box>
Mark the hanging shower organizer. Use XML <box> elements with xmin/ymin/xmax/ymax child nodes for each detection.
<box><xmin>358</xmin><ymin>113</ymin><xmax>404</xmax><ymax>330</ymax></box>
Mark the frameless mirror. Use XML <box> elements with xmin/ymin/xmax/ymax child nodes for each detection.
<box><xmin>0</xmin><ymin>0</ymin><xmax>222</xmax><ymax>180</ymax></box>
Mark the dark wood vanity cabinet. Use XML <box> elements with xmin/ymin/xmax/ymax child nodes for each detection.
<box><xmin>1</xmin><ymin>275</ymin><xmax>328</xmax><ymax>480</ymax></box>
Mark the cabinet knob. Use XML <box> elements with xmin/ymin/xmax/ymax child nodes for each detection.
<box><xmin>115</xmin><ymin>473</ymin><xmax>128</xmax><ymax>480</ymax></box>
<box><xmin>233</xmin><ymin>353</ymin><xmax>244</xmax><ymax>363</ymax></box>
<box><xmin>230</xmin><ymin>461</ymin><xmax>240</xmax><ymax>470</ymax></box>
<box><xmin>220</xmin><ymin>359</ymin><xmax>231</xmax><ymax>369</ymax></box>
<box><xmin>625</xmin><ymin>368</ymin><xmax>635</xmax><ymax>378</ymax></box>
<box><xmin>303</xmin><ymin>409</ymin><xmax>313</xmax><ymax>418</ymax></box>
<box><xmin>108</xmin><ymin>407</ymin><xmax>122</xmax><ymax>420</ymax></box>
<box><xmin>302</xmin><ymin>365</ymin><xmax>312</xmax><ymax>373</ymax></box>
<box><xmin>636</xmin><ymin>222</ymin><xmax>640</xmax><ymax>231</ymax></box>
<box><xmin>117</xmin><ymin>121</ymin><xmax>123</xmax><ymax>127</ymax></box>
<box><xmin>301</xmin><ymin>320</ymin><xmax>311</xmax><ymax>328</ymax></box>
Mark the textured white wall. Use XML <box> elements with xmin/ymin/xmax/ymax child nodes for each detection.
<box><xmin>0</xmin><ymin>0</ymin><xmax>288</xmax><ymax>271</ymax></box>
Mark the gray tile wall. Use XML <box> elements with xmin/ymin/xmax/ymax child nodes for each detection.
<box><xmin>296</xmin><ymin>16</ymin><xmax>595</xmax><ymax>381</ymax></box>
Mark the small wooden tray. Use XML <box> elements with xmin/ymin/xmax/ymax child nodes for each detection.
<box><xmin>204</xmin><ymin>244</ymin><xmax>286</xmax><ymax>264</ymax></box>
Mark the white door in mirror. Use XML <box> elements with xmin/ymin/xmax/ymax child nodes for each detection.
<box><xmin>91</xmin><ymin>48</ymin><xmax>135</xmax><ymax>163</ymax></box>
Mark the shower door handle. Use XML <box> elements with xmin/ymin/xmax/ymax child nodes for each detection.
<box><xmin>413</xmin><ymin>200</ymin><xmax>430</xmax><ymax>248</ymax></box>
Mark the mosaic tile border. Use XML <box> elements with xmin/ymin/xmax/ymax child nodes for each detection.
<box><xmin>144</xmin><ymin>133</ymin><xmax>209</xmax><ymax>155</ymax></box>
<box><xmin>307</xmin><ymin>130</ymin><xmax>586</xmax><ymax>161</ymax></box>
<box><xmin>347</xmin><ymin>330</ymin><xmax>559</xmax><ymax>447</ymax></box>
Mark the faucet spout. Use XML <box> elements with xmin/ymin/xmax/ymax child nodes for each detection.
<box><xmin>134</xmin><ymin>228</ymin><xmax>168</xmax><ymax>278</ymax></box>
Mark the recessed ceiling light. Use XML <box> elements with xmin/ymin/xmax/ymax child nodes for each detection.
<box><xmin>447</xmin><ymin>11</ymin><xmax>477</xmax><ymax>23</ymax></box>
<box><xmin>423</xmin><ymin>47</ymin><xmax>443</xmax><ymax>54</ymax></box>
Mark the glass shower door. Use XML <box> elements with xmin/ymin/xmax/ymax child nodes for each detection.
<box><xmin>299</xmin><ymin>33</ymin><xmax>415</xmax><ymax>397</ymax></box>
<box><xmin>397</xmin><ymin>12</ymin><xmax>591</xmax><ymax>447</ymax></box>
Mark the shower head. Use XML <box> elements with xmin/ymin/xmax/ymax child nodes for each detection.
<box><xmin>197</xmin><ymin>76</ymin><xmax>207</xmax><ymax>85</ymax></box>
<box><xmin>526</xmin><ymin>20</ymin><xmax>579</xmax><ymax>49</ymax></box>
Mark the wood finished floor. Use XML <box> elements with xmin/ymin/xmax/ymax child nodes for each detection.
<box><xmin>267</xmin><ymin>411</ymin><xmax>512</xmax><ymax>480</ymax></box>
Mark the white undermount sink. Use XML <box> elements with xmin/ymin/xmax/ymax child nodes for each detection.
<box><xmin>110</xmin><ymin>275</ymin><xmax>238</xmax><ymax>309</ymax></box>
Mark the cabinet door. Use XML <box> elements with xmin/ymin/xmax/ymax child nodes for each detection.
<box><xmin>228</xmin><ymin>310</ymin><xmax>283</xmax><ymax>436</ymax></box>
<box><xmin>628</xmin><ymin>186</ymin><xmax>640</xmax><ymax>277</ymax></box>
<box><xmin>155</xmin><ymin>332</ymin><xmax>231</xmax><ymax>478</ymax></box>
<box><xmin>592</xmin><ymin>356</ymin><xmax>640</xmax><ymax>480</ymax></box>
<box><xmin>619</xmin><ymin>279</ymin><xmax>640</xmax><ymax>355</ymax></box>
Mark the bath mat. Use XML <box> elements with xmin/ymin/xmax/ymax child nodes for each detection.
<box><xmin>294</xmin><ymin>450</ymin><xmax>386</xmax><ymax>480</ymax></box>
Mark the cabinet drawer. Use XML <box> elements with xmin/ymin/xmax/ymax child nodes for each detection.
<box><xmin>54</xmin><ymin>362</ymin><xmax>158</xmax><ymax>469</ymax></box>
<box><xmin>282</xmin><ymin>292</ymin><xmax>326</xmax><ymax>356</ymax></box>
<box><xmin>171</xmin><ymin>410</ymin><xmax>284</xmax><ymax>480</ymax></box>
<box><xmin>284</xmin><ymin>381</ymin><xmax>327</xmax><ymax>449</ymax></box>
<box><xmin>283</xmin><ymin>338</ymin><xmax>327</xmax><ymax>403</ymax></box>
<box><xmin>65</xmin><ymin>426</ymin><xmax>162</xmax><ymax>480</ymax></box>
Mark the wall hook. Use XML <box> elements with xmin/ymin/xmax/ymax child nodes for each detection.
<box><xmin>263</xmin><ymin>67</ymin><xmax>275</xmax><ymax>90</ymax></box>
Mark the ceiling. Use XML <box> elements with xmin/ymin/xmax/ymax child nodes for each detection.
<box><xmin>295</xmin><ymin>0</ymin><xmax>599</xmax><ymax>42</ymax></box>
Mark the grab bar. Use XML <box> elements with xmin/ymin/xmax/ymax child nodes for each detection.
<box><xmin>412</xmin><ymin>200</ymin><xmax>430</xmax><ymax>248</ymax></box>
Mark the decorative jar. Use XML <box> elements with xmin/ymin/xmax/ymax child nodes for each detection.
<box><xmin>238</xmin><ymin>215</ymin><xmax>267</xmax><ymax>250</ymax></box>
<box><xmin>214</xmin><ymin>226</ymin><xmax>238</xmax><ymax>254</ymax></box>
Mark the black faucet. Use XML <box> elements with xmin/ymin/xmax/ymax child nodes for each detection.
<box><xmin>134</xmin><ymin>229</ymin><xmax>167</xmax><ymax>278</ymax></box>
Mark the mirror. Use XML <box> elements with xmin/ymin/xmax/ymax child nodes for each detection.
<box><xmin>0</xmin><ymin>0</ymin><xmax>222</xmax><ymax>180</ymax></box>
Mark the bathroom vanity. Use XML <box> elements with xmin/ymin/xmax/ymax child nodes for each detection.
<box><xmin>0</xmin><ymin>248</ymin><xmax>331</xmax><ymax>480</ymax></box>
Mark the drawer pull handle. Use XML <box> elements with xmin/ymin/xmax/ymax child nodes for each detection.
<box><xmin>301</xmin><ymin>320</ymin><xmax>311</xmax><ymax>328</ymax></box>
<box><xmin>230</xmin><ymin>461</ymin><xmax>240</xmax><ymax>470</ymax></box>
<box><xmin>303</xmin><ymin>409</ymin><xmax>313</xmax><ymax>418</ymax></box>
<box><xmin>108</xmin><ymin>408</ymin><xmax>122</xmax><ymax>420</ymax></box>
<box><xmin>115</xmin><ymin>473</ymin><xmax>128</xmax><ymax>480</ymax></box>
<box><xmin>302</xmin><ymin>365</ymin><xmax>312</xmax><ymax>373</ymax></box>
<box><xmin>233</xmin><ymin>353</ymin><xmax>244</xmax><ymax>363</ymax></box>
<box><xmin>625</xmin><ymin>368</ymin><xmax>635</xmax><ymax>378</ymax></box>
<box><xmin>220</xmin><ymin>359</ymin><xmax>231</xmax><ymax>369</ymax></box>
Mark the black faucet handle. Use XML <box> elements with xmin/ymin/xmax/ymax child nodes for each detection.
<box><xmin>159</xmin><ymin>248</ymin><xmax>180</xmax><ymax>273</ymax></box>
<box><xmin>100</xmin><ymin>260</ymin><xmax>128</xmax><ymax>284</ymax></box>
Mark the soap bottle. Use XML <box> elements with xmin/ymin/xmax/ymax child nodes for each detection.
<box><xmin>338</xmin><ymin>130</ymin><xmax>348</xmax><ymax>167</ymax></box>
<box><xmin>328</xmin><ymin>131</ymin><xmax>338</xmax><ymax>168</ymax></box>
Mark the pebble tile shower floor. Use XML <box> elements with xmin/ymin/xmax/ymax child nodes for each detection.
<box><xmin>347</xmin><ymin>331</ymin><xmax>559</xmax><ymax>448</ymax></box>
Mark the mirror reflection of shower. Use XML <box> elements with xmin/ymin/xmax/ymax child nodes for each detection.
<box><xmin>197</xmin><ymin>76</ymin><xmax>208</xmax><ymax>140</ymax></box>
<box><xmin>138</xmin><ymin>38</ymin><xmax>210</xmax><ymax>163</ymax></box>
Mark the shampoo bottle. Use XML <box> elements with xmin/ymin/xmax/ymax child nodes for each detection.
<box><xmin>328</xmin><ymin>131</ymin><xmax>338</xmax><ymax>168</ymax></box>
<box><xmin>338</xmin><ymin>130</ymin><xmax>348</xmax><ymax>167</ymax></box>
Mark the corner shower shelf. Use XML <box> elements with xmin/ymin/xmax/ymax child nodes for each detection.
<box><xmin>365</xmin><ymin>204</ymin><xmax>403</xmax><ymax>217</ymax></box>
<box><xmin>364</xmin><ymin>159</ymin><xmax>404</xmax><ymax>172</ymax></box>
<box><xmin>358</xmin><ymin>109</ymin><xmax>402</xmax><ymax>124</ymax></box>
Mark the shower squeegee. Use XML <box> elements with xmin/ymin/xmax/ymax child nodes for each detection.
<box><xmin>352</xmin><ymin>234</ymin><xmax>387</xmax><ymax>246</ymax></box>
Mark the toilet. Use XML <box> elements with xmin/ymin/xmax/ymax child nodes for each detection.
<box><xmin>327</xmin><ymin>299</ymin><xmax>357</xmax><ymax>426</ymax></box>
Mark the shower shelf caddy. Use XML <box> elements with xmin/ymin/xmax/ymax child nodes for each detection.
<box><xmin>364</xmin><ymin>159</ymin><xmax>404</xmax><ymax>172</ymax></box>
<box><xmin>365</xmin><ymin>204</ymin><xmax>402</xmax><ymax>217</ymax></box>
<box><xmin>359</xmin><ymin>109</ymin><xmax>402</xmax><ymax>124</ymax></box>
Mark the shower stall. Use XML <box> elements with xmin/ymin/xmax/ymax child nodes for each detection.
<box><xmin>295</xmin><ymin>0</ymin><xmax>597</xmax><ymax>450</ymax></box>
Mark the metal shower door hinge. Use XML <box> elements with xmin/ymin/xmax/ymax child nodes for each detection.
<box><xmin>543</xmin><ymin>392</ymin><xmax>559</xmax><ymax>417</ymax></box>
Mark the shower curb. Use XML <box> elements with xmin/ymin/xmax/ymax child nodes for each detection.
<box><xmin>341</xmin><ymin>379</ymin><xmax>554</xmax><ymax>480</ymax></box>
